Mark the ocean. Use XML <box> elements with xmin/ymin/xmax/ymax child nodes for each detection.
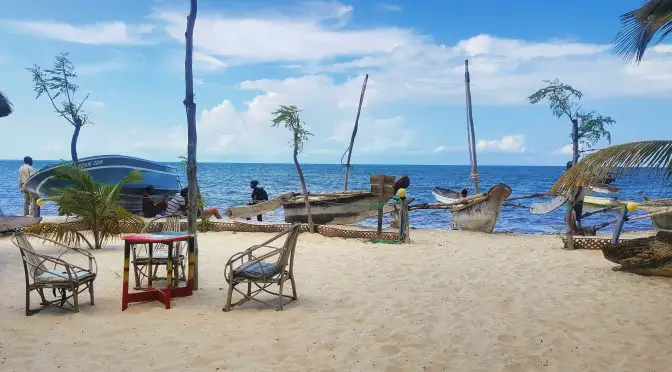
<box><xmin>1</xmin><ymin>160</ymin><xmax>668</xmax><ymax>234</ymax></box>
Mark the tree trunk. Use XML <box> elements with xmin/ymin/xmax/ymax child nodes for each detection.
<box><xmin>294</xmin><ymin>150</ymin><xmax>314</xmax><ymax>233</ymax></box>
<box><xmin>184</xmin><ymin>0</ymin><xmax>199</xmax><ymax>289</ymax></box>
<box><xmin>564</xmin><ymin>190</ymin><xmax>575</xmax><ymax>250</ymax></box>
<box><xmin>71</xmin><ymin>125</ymin><xmax>80</xmax><ymax>163</ymax></box>
<box><xmin>571</xmin><ymin>118</ymin><xmax>579</xmax><ymax>165</ymax></box>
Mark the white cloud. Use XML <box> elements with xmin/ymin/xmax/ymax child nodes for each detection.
<box><xmin>553</xmin><ymin>144</ymin><xmax>573</xmax><ymax>155</ymax></box>
<box><xmin>9</xmin><ymin>21</ymin><xmax>155</xmax><ymax>45</ymax></box>
<box><xmin>194</xmin><ymin>52</ymin><xmax>227</xmax><ymax>71</ymax></box>
<box><xmin>434</xmin><ymin>146</ymin><xmax>445</xmax><ymax>153</ymax></box>
<box><xmin>477</xmin><ymin>135</ymin><xmax>527</xmax><ymax>153</ymax></box>
<box><xmin>78</xmin><ymin>60</ymin><xmax>126</xmax><ymax>75</ymax></box>
<box><xmin>86</xmin><ymin>100</ymin><xmax>105</xmax><ymax>109</ymax></box>
<box><xmin>377</xmin><ymin>3</ymin><xmax>402</xmax><ymax>12</ymax></box>
<box><xmin>152</xmin><ymin>7</ymin><xmax>423</xmax><ymax>63</ymax></box>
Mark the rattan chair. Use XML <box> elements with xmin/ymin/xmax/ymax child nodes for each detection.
<box><xmin>223</xmin><ymin>223</ymin><xmax>301</xmax><ymax>311</ymax></box>
<box><xmin>131</xmin><ymin>214</ymin><xmax>186</xmax><ymax>289</ymax></box>
<box><xmin>12</xmin><ymin>232</ymin><xmax>97</xmax><ymax>315</ymax></box>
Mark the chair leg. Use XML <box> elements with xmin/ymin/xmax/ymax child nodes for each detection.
<box><xmin>133</xmin><ymin>262</ymin><xmax>142</xmax><ymax>289</ymax></box>
<box><xmin>277</xmin><ymin>275</ymin><xmax>285</xmax><ymax>311</ymax></box>
<box><xmin>223</xmin><ymin>282</ymin><xmax>234</xmax><ymax>312</ymax></box>
<box><xmin>89</xmin><ymin>282</ymin><xmax>95</xmax><ymax>306</ymax></box>
<box><xmin>72</xmin><ymin>285</ymin><xmax>79</xmax><ymax>313</ymax></box>
<box><xmin>25</xmin><ymin>287</ymin><xmax>31</xmax><ymax>316</ymax></box>
<box><xmin>290</xmin><ymin>274</ymin><xmax>298</xmax><ymax>300</ymax></box>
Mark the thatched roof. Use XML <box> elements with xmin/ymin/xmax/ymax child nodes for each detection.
<box><xmin>551</xmin><ymin>140</ymin><xmax>672</xmax><ymax>194</ymax></box>
<box><xmin>0</xmin><ymin>91</ymin><xmax>13</xmax><ymax>118</ymax></box>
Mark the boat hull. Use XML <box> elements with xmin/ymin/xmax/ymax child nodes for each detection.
<box><xmin>24</xmin><ymin>155</ymin><xmax>180</xmax><ymax>214</ymax></box>
<box><xmin>431</xmin><ymin>187</ymin><xmax>461</xmax><ymax>204</ymax></box>
<box><xmin>283</xmin><ymin>192</ymin><xmax>388</xmax><ymax>225</ymax></box>
<box><xmin>640</xmin><ymin>200</ymin><xmax>672</xmax><ymax>231</ymax></box>
<box><xmin>450</xmin><ymin>184</ymin><xmax>512</xmax><ymax>233</ymax></box>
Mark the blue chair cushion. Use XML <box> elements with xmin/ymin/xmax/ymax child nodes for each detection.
<box><xmin>36</xmin><ymin>269</ymin><xmax>95</xmax><ymax>283</ymax></box>
<box><xmin>234</xmin><ymin>261</ymin><xmax>279</xmax><ymax>279</ymax></box>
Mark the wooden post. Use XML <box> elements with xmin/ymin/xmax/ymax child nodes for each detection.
<box><xmin>399</xmin><ymin>198</ymin><xmax>410</xmax><ymax>243</ymax></box>
<box><xmin>344</xmin><ymin>74</ymin><xmax>368</xmax><ymax>191</ymax></box>
<box><xmin>611</xmin><ymin>207</ymin><xmax>628</xmax><ymax>244</ymax></box>
<box><xmin>377</xmin><ymin>206</ymin><xmax>383</xmax><ymax>233</ymax></box>
<box><xmin>564</xmin><ymin>188</ymin><xmax>576</xmax><ymax>250</ymax></box>
<box><xmin>184</xmin><ymin>0</ymin><xmax>199</xmax><ymax>289</ymax></box>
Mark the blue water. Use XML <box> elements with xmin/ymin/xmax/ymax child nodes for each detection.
<box><xmin>1</xmin><ymin>160</ymin><xmax>669</xmax><ymax>234</ymax></box>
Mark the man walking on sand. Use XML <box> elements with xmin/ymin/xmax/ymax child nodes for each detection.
<box><xmin>18</xmin><ymin>156</ymin><xmax>37</xmax><ymax>216</ymax></box>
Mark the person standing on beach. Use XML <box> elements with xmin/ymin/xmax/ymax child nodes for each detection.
<box><xmin>248</xmin><ymin>180</ymin><xmax>268</xmax><ymax>222</ymax></box>
<box><xmin>18</xmin><ymin>156</ymin><xmax>37</xmax><ymax>216</ymax></box>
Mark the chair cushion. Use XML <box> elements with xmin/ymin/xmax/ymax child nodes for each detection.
<box><xmin>36</xmin><ymin>269</ymin><xmax>95</xmax><ymax>283</ymax></box>
<box><xmin>234</xmin><ymin>261</ymin><xmax>279</xmax><ymax>279</ymax></box>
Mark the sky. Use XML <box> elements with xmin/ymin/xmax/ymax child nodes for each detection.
<box><xmin>0</xmin><ymin>0</ymin><xmax>670</xmax><ymax>165</ymax></box>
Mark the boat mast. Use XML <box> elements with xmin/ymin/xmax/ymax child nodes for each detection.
<box><xmin>464</xmin><ymin>60</ymin><xmax>480</xmax><ymax>194</ymax></box>
<box><xmin>343</xmin><ymin>74</ymin><xmax>369</xmax><ymax>191</ymax></box>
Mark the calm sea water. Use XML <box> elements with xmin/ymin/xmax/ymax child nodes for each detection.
<box><xmin>1</xmin><ymin>160</ymin><xmax>668</xmax><ymax>234</ymax></box>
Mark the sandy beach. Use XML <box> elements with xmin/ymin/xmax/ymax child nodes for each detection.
<box><xmin>1</xmin><ymin>229</ymin><xmax>672</xmax><ymax>371</ymax></box>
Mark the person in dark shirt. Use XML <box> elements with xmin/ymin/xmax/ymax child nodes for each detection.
<box><xmin>142</xmin><ymin>186</ymin><xmax>168</xmax><ymax>218</ymax></box>
<box><xmin>249</xmin><ymin>180</ymin><xmax>269</xmax><ymax>221</ymax></box>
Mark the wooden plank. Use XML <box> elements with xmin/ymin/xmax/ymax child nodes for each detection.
<box><xmin>370</xmin><ymin>174</ymin><xmax>396</xmax><ymax>198</ymax></box>
<box><xmin>225</xmin><ymin>193</ymin><xmax>294</xmax><ymax>219</ymax></box>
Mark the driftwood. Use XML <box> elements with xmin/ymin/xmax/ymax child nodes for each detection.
<box><xmin>602</xmin><ymin>231</ymin><xmax>672</xmax><ymax>277</ymax></box>
<box><xmin>0</xmin><ymin>216</ymin><xmax>42</xmax><ymax>232</ymax></box>
<box><xmin>225</xmin><ymin>192</ymin><xmax>295</xmax><ymax>219</ymax></box>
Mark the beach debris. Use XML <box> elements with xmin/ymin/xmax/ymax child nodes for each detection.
<box><xmin>603</xmin><ymin>231</ymin><xmax>672</xmax><ymax>277</ymax></box>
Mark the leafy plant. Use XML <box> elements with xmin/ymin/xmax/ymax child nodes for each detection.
<box><xmin>27</xmin><ymin>52</ymin><xmax>92</xmax><ymax>162</ymax></box>
<box><xmin>271</xmin><ymin>105</ymin><xmax>315</xmax><ymax>232</ymax></box>
<box><xmin>613</xmin><ymin>0</ymin><xmax>672</xmax><ymax>63</ymax></box>
<box><xmin>528</xmin><ymin>79</ymin><xmax>616</xmax><ymax>165</ymax></box>
<box><xmin>44</xmin><ymin>164</ymin><xmax>143</xmax><ymax>249</ymax></box>
<box><xmin>552</xmin><ymin>140</ymin><xmax>672</xmax><ymax>194</ymax></box>
<box><xmin>0</xmin><ymin>91</ymin><xmax>13</xmax><ymax>118</ymax></box>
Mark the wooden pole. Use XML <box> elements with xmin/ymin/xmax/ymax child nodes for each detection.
<box><xmin>377</xmin><ymin>206</ymin><xmax>383</xmax><ymax>233</ymax></box>
<box><xmin>612</xmin><ymin>207</ymin><xmax>628</xmax><ymax>244</ymax></box>
<box><xmin>464</xmin><ymin>60</ymin><xmax>479</xmax><ymax>194</ymax></box>
<box><xmin>184</xmin><ymin>0</ymin><xmax>199</xmax><ymax>289</ymax></box>
<box><xmin>344</xmin><ymin>74</ymin><xmax>369</xmax><ymax>191</ymax></box>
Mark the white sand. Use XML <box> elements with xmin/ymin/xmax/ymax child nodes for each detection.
<box><xmin>1</xmin><ymin>230</ymin><xmax>672</xmax><ymax>371</ymax></box>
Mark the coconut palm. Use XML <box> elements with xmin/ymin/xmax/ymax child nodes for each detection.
<box><xmin>40</xmin><ymin>164</ymin><xmax>143</xmax><ymax>250</ymax></box>
<box><xmin>0</xmin><ymin>91</ymin><xmax>12</xmax><ymax>118</ymax></box>
<box><xmin>613</xmin><ymin>0</ymin><xmax>672</xmax><ymax>63</ymax></box>
<box><xmin>551</xmin><ymin>140</ymin><xmax>672</xmax><ymax>194</ymax></box>
<box><xmin>271</xmin><ymin>105</ymin><xmax>315</xmax><ymax>233</ymax></box>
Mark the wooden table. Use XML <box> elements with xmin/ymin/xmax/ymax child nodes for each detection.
<box><xmin>121</xmin><ymin>232</ymin><xmax>195</xmax><ymax>310</ymax></box>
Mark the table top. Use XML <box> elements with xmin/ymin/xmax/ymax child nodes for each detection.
<box><xmin>122</xmin><ymin>232</ymin><xmax>194</xmax><ymax>243</ymax></box>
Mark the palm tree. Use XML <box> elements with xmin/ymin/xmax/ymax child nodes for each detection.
<box><xmin>40</xmin><ymin>164</ymin><xmax>143</xmax><ymax>249</ymax></box>
<box><xmin>613</xmin><ymin>0</ymin><xmax>672</xmax><ymax>63</ymax></box>
<box><xmin>271</xmin><ymin>105</ymin><xmax>315</xmax><ymax>233</ymax></box>
<box><xmin>0</xmin><ymin>91</ymin><xmax>12</xmax><ymax>118</ymax></box>
<box><xmin>552</xmin><ymin>140</ymin><xmax>672</xmax><ymax>194</ymax></box>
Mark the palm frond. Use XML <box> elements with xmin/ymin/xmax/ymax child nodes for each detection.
<box><xmin>551</xmin><ymin>140</ymin><xmax>672</xmax><ymax>194</ymax></box>
<box><xmin>0</xmin><ymin>91</ymin><xmax>13</xmax><ymax>118</ymax></box>
<box><xmin>613</xmin><ymin>0</ymin><xmax>672</xmax><ymax>63</ymax></box>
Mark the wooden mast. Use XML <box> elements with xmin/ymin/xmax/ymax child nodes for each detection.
<box><xmin>464</xmin><ymin>60</ymin><xmax>480</xmax><ymax>194</ymax></box>
<box><xmin>344</xmin><ymin>74</ymin><xmax>369</xmax><ymax>191</ymax></box>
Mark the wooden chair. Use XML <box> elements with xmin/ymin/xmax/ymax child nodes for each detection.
<box><xmin>11</xmin><ymin>232</ymin><xmax>97</xmax><ymax>315</ymax></box>
<box><xmin>223</xmin><ymin>223</ymin><xmax>301</xmax><ymax>311</ymax></box>
<box><xmin>131</xmin><ymin>215</ymin><xmax>186</xmax><ymax>289</ymax></box>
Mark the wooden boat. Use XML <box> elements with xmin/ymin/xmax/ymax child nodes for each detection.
<box><xmin>283</xmin><ymin>191</ymin><xmax>395</xmax><ymax>225</ymax></box>
<box><xmin>449</xmin><ymin>184</ymin><xmax>512</xmax><ymax>232</ymax></box>
<box><xmin>639</xmin><ymin>199</ymin><xmax>672</xmax><ymax>231</ymax></box>
<box><xmin>24</xmin><ymin>155</ymin><xmax>180</xmax><ymax>214</ymax></box>
<box><xmin>0</xmin><ymin>216</ymin><xmax>42</xmax><ymax>233</ymax></box>
<box><xmin>431</xmin><ymin>60</ymin><xmax>511</xmax><ymax>232</ymax></box>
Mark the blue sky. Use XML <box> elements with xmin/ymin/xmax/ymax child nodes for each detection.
<box><xmin>0</xmin><ymin>0</ymin><xmax>670</xmax><ymax>165</ymax></box>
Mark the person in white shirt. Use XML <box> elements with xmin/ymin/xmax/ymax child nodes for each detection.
<box><xmin>165</xmin><ymin>188</ymin><xmax>188</xmax><ymax>216</ymax></box>
<box><xmin>18</xmin><ymin>156</ymin><xmax>37</xmax><ymax>216</ymax></box>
